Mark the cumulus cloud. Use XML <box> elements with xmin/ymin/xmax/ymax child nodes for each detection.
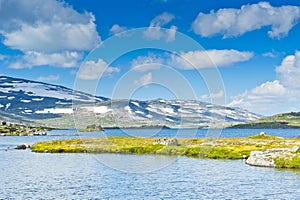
<box><xmin>37</xmin><ymin>75</ymin><xmax>60</xmax><ymax>81</ymax></box>
<box><xmin>229</xmin><ymin>51</ymin><xmax>300</xmax><ymax>115</ymax></box>
<box><xmin>192</xmin><ymin>2</ymin><xmax>300</xmax><ymax>38</ymax></box>
<box><xmin>78</xmin><ymin>58</ymin><xmax>120</xmax><ymax>80</ymax></box>
<box><xmin>134</xmin><ymin>72</ymin><xmax>153</xmax><ymax>87</ymax></box>
<box><xmin>131</xmin><ymin>54</ymin><xmax>164</xmax><ymax>72</ymax></box>
<box><xmin>9</xmin><ymin>51</ymin><xmax>83</xmax><ymax>69</ymax></box>
<box><xmin>109</xmin><ymin>24</ymin><xmax>127</xmax><ymax>35</ymax></box>
<box><xmin>143</xmin><ymin>12</ymin><xmax>177</xmax><ymax>41</ymax></box>
<box><xmin>169</xmin><ymin>49</ymin><xmax>253</xmax><ymax>69</ymax></box>
<box><xmin>0</xmin><ymin>0</ymin><xmax>100</xmax><ymax>68</ymax></box>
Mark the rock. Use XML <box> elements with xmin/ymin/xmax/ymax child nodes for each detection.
<box><xmin>259</xmin><ymin>132</ymin><xmax>266</xmax><ymax>136</ymax></box>
<box><xmin>246</xmin><ymin>151</ymin><xmax>276</xmax><ymax>168</ymax></box>
<box><xmin>291</xmin><ymin>146</ymin><xmax>299</xmax><ymax>153</ymax></box>
<box><xmin>14</xmin><ymin>144</ymin><xmax>30</xmax><ymax>150</ymax></box>
<box><xmin>246</xmin><ymin>147</ymin><xmax>296</xmax><ymax>168</ymax></box>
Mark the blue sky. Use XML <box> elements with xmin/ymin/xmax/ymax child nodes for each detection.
<box><xmin>1</xmin><ymin>0</ymin><xmax>300</xmax><ymax>116</ymax></box>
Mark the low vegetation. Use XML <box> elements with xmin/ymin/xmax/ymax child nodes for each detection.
<box><xmin>229</xmin><ymin>112</ymin><xmax>300</xmax><ymax>128</ymax></box>
<box><xmin>0</xmin><ymin>121</ymin><xmax>49</xmax><ymax>136</ymax></box>
<box><xmin>31</xmin><ymin>135</ymin><xmax>300</xmax><ymax>168</ymax></box>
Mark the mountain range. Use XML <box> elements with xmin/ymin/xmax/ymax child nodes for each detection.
<box><xmin>0</xmin><ymin>76</ymin><xmax>262</xmax><ymax>128</ymax></box>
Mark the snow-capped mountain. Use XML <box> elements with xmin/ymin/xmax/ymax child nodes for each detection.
<box><xmin>0</xmin><ymin>76</ymin><xmax>262</xmax><ymax>127</ymax></box>
<box><xmin>69</xmin><ymin>99</ymin><xmax>262</xmax><ymax>128</ymax></box>
<box><xmin>0</xmin><ymin>76</ymin><xmax>108</xmax><ymax>120</ymax></box>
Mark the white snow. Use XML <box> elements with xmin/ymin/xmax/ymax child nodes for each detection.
<box><xmin>32</xmin><ymin>98</ymin><xmax>44</xmax><ymax>101</ymax></box>
<box><xmin>166</xmin><ymin>117</ymin><xmax>174</xmax><ymax>122</ymax></box>
<box><xmin>93</xmin><ymin>106</ymin><xmax>112</xmax><ymax>114</ymax></box>
<box><xmin>20</xmin><ymin>99</ymin><xmax>31</xmax><ymax>103</ymax></box>
<box><xmin>0</xmin><ymin>82</ymin><xmax>97</xmax><ymax>102</ymax></box>
<box><xmin>5</xmin><ymin>103</ymin><xmax>11</xmax><ymax>110</ymax></box>
<box><xmin>135</xmin><ymin>110</ymin><xmax>144</xmax><ymax>114</ymax></box>
<box><xmin>36</xmin><ymin>108</ymin><xmax>73</xmax><ymax>114</ymax></box>
<box><xmin>160</xmin><ymin>107</ymin><xmax>174</xmax><ymax>114</ymax></box>
<box><xmin>178</xmin><ymin>109</ymin><xmax>192</xmax><ymax>114</ymax></box>
<box><xmin>131</xmin><ymin>101</ymin><xmax>139</xmax><ymax>107</ymax></box>
<box><xmin>146</xmin><ymin>114</ymin><xmax>153</xmax><ymax>118</ymax></box>
<box><xmin>124</xmin><ymin>106</ymin><xmax>132</xmax><ymax>114</ymax></box>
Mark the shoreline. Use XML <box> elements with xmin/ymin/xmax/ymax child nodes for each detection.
<box><xmin>30</xmin><ymin>135</ymin><xmax>300</xmax><ymax>169</ymax></box>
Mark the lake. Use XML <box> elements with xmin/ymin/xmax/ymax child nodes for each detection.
<box><xmin>1</xmin><ymin>128</ymin><xmax>300</xmax><ymax>199</ymax></box>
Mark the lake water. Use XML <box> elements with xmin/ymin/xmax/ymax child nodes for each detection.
<box><xmin>1</xmin><ymin>128</ymin><xmax>300</xmax><ymax>199</ymax></box>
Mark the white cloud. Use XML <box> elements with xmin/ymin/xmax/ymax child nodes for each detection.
<box><xmin>131</xmin><ymin>54</ymin><xmax>164</xmax><ymax>72</ymax></box>
<box><xmin>78</xmin><ymin>58</ymin><xmax>120</xmax><ymax>80</ymax></box>
<box><xmin>9</xmin><ymin>51</ymin><xmax>83</xmax><ymax>69</ymax></box>
<box><xmin>143</xmin><ymin>12</ymin><xmax>177</xmax><ymax>41</ymax></box>
<box><xmin>109</xmin><ymin>24</ymin><xmax>127</xmax><ymax>35</ymax></box>
<box><xmin>37</xmin><ymin>75</ymin><xmax>60</xmax><ymax>81</ymax></box>
<box><xmin>166</xmin><ymin>25</ymin><xmax>177</xmax><ymax>42</ymax></box>
<box><xmin>192</xmin><ymin>2</ymin><xmax>300</xmax><ymax>38</ymax></box>
<box><xmin>134</xmin><ymin>72</ymin><xmax>153</xmax><ymax>87</ymax></box>
<box><xmin>229</xmin><ymin>51</ymin><xmax>300</xmax><ymax>115</ymax></box>
<box><xmin>0</xmin><ymin>0</ymin><xmax>100</xmax><ymax>68</ymax></box>
<box><xmin>276</xmin><ymin>51</ymin><xmax>300</xmax><ymax>89</ymax></box>
<box><xmin>210</xmin><ymin>90</ymin><xmax>225</xmax><ymax>99</ymax></box>
<box><xmin>169</xmin><ymin>49</ymin><xmax>253</xmax><ymax>69</ymax></box>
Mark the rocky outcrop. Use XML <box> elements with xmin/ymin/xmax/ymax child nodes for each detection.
<box><xmin>246</xmin><ymin>146</ymin><xmax>299</xmax><ymax>168</ymax></box>
<box><xmin>153</xmin><ymin>138</ymin><xmax>178</xmax><ymax>146</ymax></box>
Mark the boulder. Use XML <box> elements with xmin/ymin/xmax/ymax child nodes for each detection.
<box><xmin>246</xmin><ymin>151</ymin><xmax>275</xmax><ymax>168</ymax></box>
<box><xmin>246</xmin><ymin>147</ymin><xmax>295</xmax><ymax>168</ymax></box>
<box><xmin>14</xmin><ymin>144</ymin><xmax>30</xmax><ymax>150</ymax></box>
<box><xmin>259</xmin><ymin>132</ymin><xmax>266</xmax><ymax>136</ymax></box>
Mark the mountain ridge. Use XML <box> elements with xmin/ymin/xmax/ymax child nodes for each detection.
<box><xmin>0</xmin><ymin>76</ymin><xmax>262</xmax><ymax>128</ymax></box>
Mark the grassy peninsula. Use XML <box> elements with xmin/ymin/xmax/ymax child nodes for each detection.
<box><xmin>31</xmin><ymin>135</ymin><xmax>300</xmax><ymax>169</ymax></box>
<box><xmin>230</xmin><ymin>112</ymin><xmax>300</xmax><ymax>128</ymax></box>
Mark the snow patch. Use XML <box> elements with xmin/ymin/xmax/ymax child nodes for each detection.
<box><xmin>135</xmin><ymin>110</ymin><xmax>144</xmax><ymax>115</ymax></box>
<box><xmin>146</xmin><ymin>114</ymin><xmax>153</xmax><ymax>118</ymax></box>
<box><xmin>32</xmin><ymin>98</ymin><xmax>44</xmax><ymax>101</ymax></box>
<box><xmin>166</xmin><ymin>117</ymin><xmax>174</xmax><ymax>122</ymax></box>
<box><xmin>124</xmin><ymin>106</ymin><xmax>132</xmax><ymax>114</ymax></box>
<box><xmin>5</xmin><ymin>103</ymin><xmax>11</xmax><ymax>110</ymax></box>
<box><xmin>36</xmin><ymin>108</ymin><xmax>73</xmax><ymax>114</ymax></box>
<box><xmin>93</xmin><ymin>106</ymin><xmax>112</xmax><ymax>113</ymax></box>
<box><xmin>20</xmin><ymin>99</ymin><xmax>31</xmax><ymax>103</ymax></box>
<box><xmin>131</xmin><ymin>101</ymin><xmax>139</xmax><ymax>107</ymax></box>
<box><xmin>161</xmin><ymin>107</ymin><xmax>174</xmax><ymax>114</ymax></box>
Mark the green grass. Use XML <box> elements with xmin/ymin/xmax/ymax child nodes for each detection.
<box><xmin>31</xmin><ymin>136</ymin><xmax>300</xmax><ymax>169</ymax></box>
<box><xmin>230</xmin><ymin>111</ymin><xmax>300</xmax><ymax>128</ymax></box>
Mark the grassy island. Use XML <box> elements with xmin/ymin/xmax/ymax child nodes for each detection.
<box><xmin>31</xmin><ymin>135</ymin><xmax>300</xmax><ymax>169</ymax></box>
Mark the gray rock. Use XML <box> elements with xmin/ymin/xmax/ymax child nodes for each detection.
<box><xmin>259</xmin><ymin>131</ymin><xmax>266</xmax><ymax>136</ymax></box>
<box><xmin>246</xmin><ymin>151</ymin><xmax>275</xmax><ymax>168</ymax></box>
<box><xmin>14</xmin><ymin>144</ymin><xmax>30</xmax><ymax>150</ymax></box>
<box><xmin>246</xmin><ymin>147</ymin><xmax>296</xmax><ymax>168</ymax></box>
<box><xmin>291</xmin><ymin>146</ymin><xmax>299</xmax><ymax>153</ymax></box>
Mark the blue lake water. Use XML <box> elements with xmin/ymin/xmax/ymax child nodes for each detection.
<box><xmin>1</xmin><ymin>128</ymin><xmax>300</xmax><ymax>199</ymax></box>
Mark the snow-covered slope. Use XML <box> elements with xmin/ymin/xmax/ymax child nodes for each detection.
<box><xmin>0</xmin><ymin>76</ymin><xmax>262</xmax><ymax>127</ymax></box>
<box><xmin>70</xmin><ymin>99</ymin><xmax>261</xmax><ymax>128</ymax></box>
<box><xmin>0</xmin><ymin>76</ymin><xmax>108</xmax><ymax>119</ymax></box>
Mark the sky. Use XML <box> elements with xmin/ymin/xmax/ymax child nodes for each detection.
<box><xmin>1</xmin><ymin>0</ymin><xmax>300</xmax><ymax>116</ymax></box>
